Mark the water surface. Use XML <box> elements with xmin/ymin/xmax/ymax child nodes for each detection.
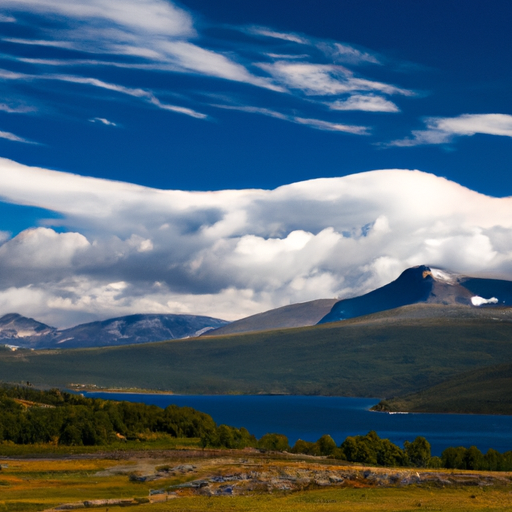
<box><xmin>84</xmin><ymin>393</ymin><xmax>512</xmax><ymax>456</ymax></box>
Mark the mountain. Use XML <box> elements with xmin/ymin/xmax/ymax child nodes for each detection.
<box><xmin>318</xmin><ymin>265</ymin><xmax>511</xmax><ymax>324</ymax></box>
<box><xmin>0</xmin><ymin>313</ymin><xmax>56</xmax><ymax>342</ymax></box>
<box><xmin>0</xmin><ymin>313</ymin><xmax>228</xmax><ymax>349</ymax></box>
<box><xmin>204</xmin><ymin>299</ymin><xmax>338</xmax><ymax>336</ymax></box>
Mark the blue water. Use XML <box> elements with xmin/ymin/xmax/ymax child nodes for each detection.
<box><xmin>83</xmin><ymin>393</ymin><xmax>512</xmax><ymax>456</ymax></box>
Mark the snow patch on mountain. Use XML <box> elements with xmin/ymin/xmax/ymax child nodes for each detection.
<box><xmin>471</xmin><ymin>296</ymin><xmax>499</xmax><ymax>306</ymax></box>
<box><xmin>430</xmin><ymin>268</ymin><xmax>457</xmax><ymax>284</ymax></box>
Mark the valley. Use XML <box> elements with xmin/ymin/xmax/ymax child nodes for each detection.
<box><xmin>1</xmin><ymin>304</ymin><xmax>511</xmax><ymax>414</ymax></box>
<box><xmin>1</xmin><ymin>266</ymin><xmax>512</xmax><ymax>415</ymax></box>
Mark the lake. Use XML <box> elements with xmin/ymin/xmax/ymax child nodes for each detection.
<box><xmin>83</xmin><ymin>393</ymin><xmax>512</xmax><ymax>456</ymax></box>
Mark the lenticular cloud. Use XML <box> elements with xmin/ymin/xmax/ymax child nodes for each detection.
<box><xmin>0</xmin><ymin>157</ymin><xmax>511</xmax><ymax>327</ymax></box>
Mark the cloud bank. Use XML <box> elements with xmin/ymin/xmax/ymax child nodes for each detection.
<box><xmin>0</xmin><ymin>157</ymin><xmax>511</xmax><ymax>327</ymax></box>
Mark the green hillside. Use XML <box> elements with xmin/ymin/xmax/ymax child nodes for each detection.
<box><xmin>374</xmin><ymin>362</ymin><xmax>512</xmax><ymax>415</ymax></box>
<box><xmin>1</xmin><ymin>305</ymin><xmax>512</xmax><ymax>401</ymax></box>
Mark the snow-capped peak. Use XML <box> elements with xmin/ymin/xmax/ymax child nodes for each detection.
<box><xmin>430</xmin><ymin>268</ymin><xmax>457</xmax><ymax>284</ymax></box>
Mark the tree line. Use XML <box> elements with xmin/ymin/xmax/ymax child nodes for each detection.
<box><xmin>1</xmin><ymin>384</ymin><xmax>511</xmax><ymax>471</ymax></box>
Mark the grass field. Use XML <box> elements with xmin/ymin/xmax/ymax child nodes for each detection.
<box><xmin>0</xmin><ymin>436</ymin><xmax>201</xmax><ymax>457</ymax></box>
<box><xmin>1</xmin><ymin>311</ymin><xmax>512</xmax><ymax>404</ymax></box>
<box><xmin>1</xmin><ymin>451</ymin><xmax>512</xmax><ymax>512</ymax></box>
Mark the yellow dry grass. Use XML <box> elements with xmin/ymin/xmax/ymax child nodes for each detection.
<box><xmin>1</xmin><ymin>455</ymin><xmax>512</xmax><ymax>512</ymax></box>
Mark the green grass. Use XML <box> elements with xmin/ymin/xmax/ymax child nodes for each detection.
<box><xmin>1</xmin><ymin>310</ymin><xmax>512</xmax><ymax>404</ymax></box>
<box><xmin>0</xmin><ymin>436</ymin><xmax>201</xmax><ymax>457</ymax></box>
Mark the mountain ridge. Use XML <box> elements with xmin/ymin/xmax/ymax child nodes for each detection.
<box><xmin>0</xmin><ymin>313</ymin><xmax>228</xmax><ymax>349</ymax></box>
<box><xmin>3</xmin><ymin>265</ymin><xmax>512</xmax><ymax>348</ymax></box>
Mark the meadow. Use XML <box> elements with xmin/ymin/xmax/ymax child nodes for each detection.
<box><xmin>1</xmin><ymin>450</ymin><xmax>512</xmax><ymax>512</ymax></box>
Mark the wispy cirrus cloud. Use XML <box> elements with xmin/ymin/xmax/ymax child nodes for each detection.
<box><xmin>54</xmin><ymin>74</ymin><xmax>209</xmax><ymax>118</ymax></box>
<box><xmin>389</xmin><ymin>114</ymin><xmax>512</xmax><ymax>146</ymax></box>
<box><xmin>90</xmin><ymin>117</ymin><xmax>117</xmax><ymax>127</ymax></box>
<box><xmin>0</xmin><ymin>102</ymin><xmax>35</xmax><ymax>114</ymax></box>
<box><xmin>0</xmin><ymin>68</ymin><xmax>208</xmax><ymax>119</ymax></box>
<box><xmin>0</xmin><ymin>0</ymin><xmax>415</xmax><ymax>135</ymax></box>
<box><xmin>0</xmin><ymin>14</ymin><xmax>16</xmax><ymax>23</ymax></box>
<box><xmin>2</xmin><ymin>0</ymin><xmax>278</xmax><ymax>90</ymax></box>
<box><xmin>2</xmin><ymin>0</ymin><xmax>195</xmax><ymax>39</ymax></box>
<box><xmin>4</xmin><ymin>38</ymin><xmax>77</xmax><ymax>49</ymax></box>
<box><xmin>293</xmin><ymin>117</ymin><xmax>369</xmax><ymax>134</ymax></box>
<box><xmin>212</xmin><ymin>104</ymin><xmax>369</xmax><ymax>134</ymax></box>
<box><xmin>322</xmin><ymin>43</ymin><xmax>381</xmax><ymax>65</ymax></box>
<box><xmin>248</xmin><ymin>26</ymin><xmax>310</xmax><ymax>45</ymax></box>
<box><xmin>0</xmin><ymin>130</ymin><xmax>36</xmax><ymax>144</ymax></box>
<box><xmin>329</xmin><ymin>94</ymin><xmax>399</xmax><ymax>113</ymax></box>
<box><xmin>258</xmin><ymin>62</ymin><xmax>412</xmax><ymax>97</ymax></box>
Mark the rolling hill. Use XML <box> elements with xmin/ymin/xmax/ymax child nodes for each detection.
<box><xmin>1</xmin><ymin>304</ymin><xmax>512</xmax><ymax>405</ymax></box>
<box><xmin>373</xmin><ymin>362</ymin><xmax>512</xmax><ymax>415</ymax></box>
<box><xmin>204</xmin><ymin>298</ymin><xmax>337</xmax><ymax>336</ymax></box>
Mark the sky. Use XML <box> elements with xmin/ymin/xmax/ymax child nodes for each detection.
<box><xmin>0</xmin><ymin>0</ymin><xmax>511</xmax><ymax>327</ymax></box>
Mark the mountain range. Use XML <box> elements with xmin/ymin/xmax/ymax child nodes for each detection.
<box><xmin>0</xmin><ymin>313</ymin><xmax>228</xmax><ymax>349</ymax></box>
<box><xmin>2</xmin><ymin>265</ymin><xmax>511</xmax><ymax>349</ymax></box>
<box><xmin>206</xmin><ymin>265</ymin><xmax>512</xmax><ymax>335</ymax></box>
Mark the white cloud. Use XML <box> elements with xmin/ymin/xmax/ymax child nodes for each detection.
<box><xmin>258</xmin><ymin>62</ymin><xmax>412</xmax><ymax>96</ymax></box>
<box><xmin>90</xmin><ymin>117</ymin><xmax>117</xmax><ymax>126</ymax></box>
<box><xmin>0</xmin><ymin>14</ymin><xmax>16</xmax><ymax>22</ymax></box>
<box><xmin>4</xmin><ymin>0</ymin><xmax>279</xmax><ymax>91</ymax></box>
<box><xmin>212</xmin><ymin>104</ymin><xmax>369</xmax><ymax>134</ymax></box>
<box><xmin>2</xmin><ymin>0</ymin><xmax>195</xmax><ymax>39</ymax></box>
<box><xmin>0</xmin><ymin>228</ymin><xmax>90</xmax><ymax>269</ymax></box>
<box><xmin>329</xmin><ymin>94</ymin><xmax>399</xmax><ymax>113</ymax></box>
<box><xmin>248</xmin><ymin>27</ymin><xmax>309</xmax><ymax>45</ymax></box>
<box><xmin>156</xmin><ymin>41</ymin><xmax>282</xmax><ymax>91</ymax></box>
<box><xmin>0</xmin><ymin>69</ymin><xmax>208</xmax><ymax>119</ymax></box>
<box><xmin>0</xmin><ymin>129</ymin><xmax>35</xmax><ymax>144</ymax></box>
<box><xmin>1</xmin><ymin>1</ymin><xmax>419</xmax><ymax>132</ymax></box>
<box><xmin>389</xmin><ymin>114</ymin><xmax>512</xmax><ymax>146</ymax></box>
<box><xmin>4</xmin><ymin>38</ymin><xmax>77</xmax><ymax>49</ymax></box>
<box><xmin>293</xmin><ymin>117</ymin><xmax>369</xmax><ymax>134</ymax></box>
<box><xmin>0</xmin><ymin>157</ymin><xmax>512</xmax><ymax>326</ymax></box>
<box><xmin>0</xmin><ymin>102</ymin><xmax>35</xmax><ymax>114</ymax></box>
<box><xmin>327</xmin><ymin>43</ymin><xmax>380</xmax><ymax>65</ymax></box>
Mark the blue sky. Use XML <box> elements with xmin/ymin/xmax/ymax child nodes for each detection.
<box><xmin>0</xmin><ymin>0</ymin><xmax>511</xmax><ymax>326</ymax></box>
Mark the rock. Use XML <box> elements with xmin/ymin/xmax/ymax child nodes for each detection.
<box><xmin>216</xmin><ymin>485</ymin><xmax>234</xmax><ymax>496</ymax></box>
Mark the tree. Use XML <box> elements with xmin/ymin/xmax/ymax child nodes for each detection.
<box><xmin>315</xmin><ymin>434</ymin><xmax>337</xmax><ymax>456</ymax></box>
<box><xmin>291</xmin><ymin>439</ymin><xmax>316</xmax><ymax>455</ymax></box>
<box><xmin>464</xmin><ymin>446</ymin><xmax>484</xmax><ymax>470</ymax></box>
<box><xmin>442</xmin><ymin>446</ymin><xmax>467</xmax><ymax>469</ymax></box>
<box><xmin>377</xmin><ymin>439</ymin><xmax>406</xmax><ymax>467</ymax></box>
<box><xmin>258</xmin><ymin>433</ymin><xmax>289</xmax><ymax>452</ymax></box>
<box><xmin>404</xmin><ymin>436</ymin><xmax>431</xmax><ymax>467</ymax></box>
